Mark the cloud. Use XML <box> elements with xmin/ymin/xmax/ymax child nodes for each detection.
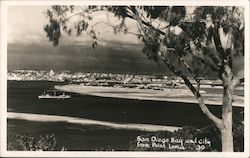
<box><xmin>7</xmin><ymin>6</ymin><xmax>140</xmax><ymax>45</ymax></box>
<box><xmin>8</xmin><ymin>6</ymin><xmax>49</xmax><ymax>44</ymax></box>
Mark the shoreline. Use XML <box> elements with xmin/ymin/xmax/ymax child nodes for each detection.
<box><xmin>55</xmin><ymin>84</ymin><xmax>244</xmax><ymax>107</ymax></box>
<box><xmin>8</xmin><ymin>112</ymin><xmax>181</xmax><ymax>132</ymax></box>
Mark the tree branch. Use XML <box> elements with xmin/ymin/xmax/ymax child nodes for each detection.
<box><xmin>232</xmin><ymin>76</ymin><xmax>240</xmax><ymax>88</ymax></box>
<box><xmin>125</xmin><ymin>6</ymin><xmax>167</xmax><ymax>36</ymax></box>
<box><xmin>213</xmin><ymin>23</ymin><xmax>225</xmax><ymax>61</ymax></box>
<box><xmin>193</xmin><ymin>53</ymin><xmax>222</xmax><ymax>80</ymax></box>
<box><xmin>135</xmin><ymin>11</ymin><xmax>222</xmax><ymax>126</ymax></box>
<box><xmin>168</xmin><ymin>50</ymin><xmax>200</xmax><ymax>83</ymax></box>
<box><xmin>162</xmin><ymin>58</ymin><xmax>224</xmax><ymax>129</ymax></box>
<box><xmin>62</xmin><ymin>11</ymin><xmax>90</xmax><ymax>22</ymax></box>
<box><xmin>183</xmin><ymin>46</ymin><xmax>221</xmax><ymax>79</ymax></box>
<box><xmin>135</xmin><ymin>11</ymin><xmax>223</xmax><ymax>127</ymax></box>
<box><xmin>91</xmin><ymin>21</ymin><xmax>142</xmax><ymax>37</ymax></box>
<box><xmin>178</xmin><ymin>22</ymin><xmax>222</xmax><ymax>76</ymax></box>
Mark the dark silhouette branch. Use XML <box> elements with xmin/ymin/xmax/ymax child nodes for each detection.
<box><xmin>91</xmin><ymin>21</ymin><xmax>142</xmax><ymax>37</ymax></box>
<box><xmin>168</xmin><ymin>50</ymin><xmax>200</xmax><ymax>83</ymax></box>
<box><xmin>65</xmin><ymin>12</ymin><xmax>88</xmax><ymax>21</ymax></box>
<box><xmin>124</xmin><ymin>6</ymin><xmax>167</xmax><ymax>36</ymax></box>
<box><xmin>135</xmin><ymin>9</ymin><xmax>224</xmax><ymax>129</ymax></box>
<box><xmin>163</xmin><ymin>59</ymin><xmax>224</xmax><ymax>129</ymax></box>
<box><xmin>192</xmin><ymin>53</ymin><xmax>222</xmax><ymax>80</ymax></box>
<box><xmin>213</xmin><ymin>23</ymin><xmax>225</xmax><ymax>61</ymax></box>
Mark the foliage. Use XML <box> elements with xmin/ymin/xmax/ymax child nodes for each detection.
<box><xmin>44</xmin><ymin>6</ymin><xmax>244</xmax><ymax>80</ymax></box>
<box><xmin>7</xmin><ymin>134</ymin><xmax>66</xmax><ymax>151</ymax></box>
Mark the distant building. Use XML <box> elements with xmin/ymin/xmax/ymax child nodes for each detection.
<box><xmin>49</xmin><ymin>69</ymin><xmax>55</xmax><ymax>77</ymax></box>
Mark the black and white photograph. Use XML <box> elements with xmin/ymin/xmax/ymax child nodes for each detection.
<box><xmin>0</xmin><ymin>0</ymin><xmax>249</xmax><ymax>157</ymax></box>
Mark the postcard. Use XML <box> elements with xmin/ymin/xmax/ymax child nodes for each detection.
<box><xmin>0</xmin><ymin>0</ymin><xmax>249</xmax><ymax>157</ymax></box>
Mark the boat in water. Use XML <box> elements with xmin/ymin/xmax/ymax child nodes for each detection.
<box><xmin>38</xmin><ymin>90</ymin><xmax>71</xmax><ymax>99</ymax></box>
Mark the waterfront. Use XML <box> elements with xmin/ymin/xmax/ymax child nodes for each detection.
<box><xmin>7</xmin><ymin>80</ymin><xmax>244</xmax><ymax>150</ymax></box>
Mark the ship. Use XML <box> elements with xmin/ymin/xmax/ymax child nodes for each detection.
<box><xmin>38</xmin><ymin>90</ymin><xmax>71</xmax><ymax>99</ymax></box>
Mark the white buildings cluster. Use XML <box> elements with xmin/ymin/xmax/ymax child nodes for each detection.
<box><xmin>7</xmin><ymin>69</ymin><xmax>225</xmax><ymax>89</ymax></box>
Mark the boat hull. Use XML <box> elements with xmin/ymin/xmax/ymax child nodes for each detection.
<box><xmin>38</xmin><ymin>95</ymin><xmax>71</xmax><ymax>99</ymax></box>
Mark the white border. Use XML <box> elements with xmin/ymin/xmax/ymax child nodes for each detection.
<box><xmin>0</xmin><ymin>0</ymin><xmax>249</xmax><ymax>157</ymax></box>
<box><xmin>0</xmin><ymin>0</ymin><xmax>8</xmax><ymax>156</ymax></box>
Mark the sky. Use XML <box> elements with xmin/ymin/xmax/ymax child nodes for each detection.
<box><xmin>8</xmin><ymin>6</ymin><xmax>241</xmax><ymax>47</ymax></box>
<box><xmin>7</xmin><ymin>5</ymin><xmax>140</xmax><ymax>45</ymax></box>
<box><xmin>7</xmin><ymin>5</ymin><xmax>168</xmax><ymax>74</ymax></box>
<box><xmin>8</xmin><ymin>6</ymin><xmax>49</xmax><ymax>44</ymax></box>
<box><xmin>7</xmin><ymin>6</ymin><xmax>196</xmax><ymax>45</ymax></box>
<box><xmin>6</xmin><ymin>5</ymin><xmax>244</xmax><ymax>76</ymax></box>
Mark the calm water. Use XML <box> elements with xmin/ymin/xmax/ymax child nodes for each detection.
<box><xmin>7</xmin><ymin>81</ymin><xmax>244</xmax><ymax>151</ymax></box>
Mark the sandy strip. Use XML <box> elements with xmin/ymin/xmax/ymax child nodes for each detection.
<box><xmin>7</xmin><ymin>112</ymin><xmax>181</xmax><ymax>132</ymax></box>
<box><xmin>55</xmin><ymin>85</ymin><xmax>244</xmax><ymax>107</ymax></box>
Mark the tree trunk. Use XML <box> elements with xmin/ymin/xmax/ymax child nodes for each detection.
<box><xmin>221</xmin><ymin>69</ymin><xmax>234</xmax><ymax>152</ymax></box>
